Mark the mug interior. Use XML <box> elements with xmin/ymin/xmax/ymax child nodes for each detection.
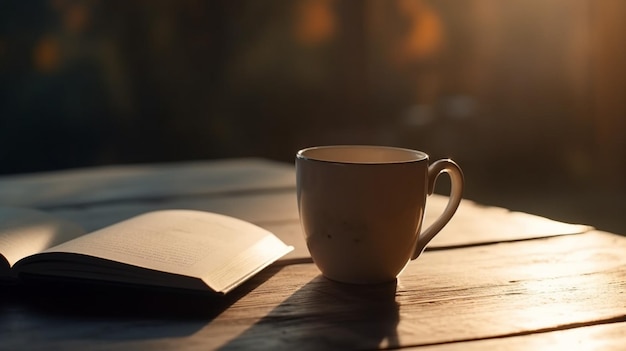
<box><xmin>297</xmin><ymin>145</ymin><xmax>427</xmax><ymax>164</ymax></box>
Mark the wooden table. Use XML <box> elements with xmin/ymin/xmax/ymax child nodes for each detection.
<box><xmin>1</xmin><ymin>158</ymin><xmax>624</xmax><ymax>350</ymax></box>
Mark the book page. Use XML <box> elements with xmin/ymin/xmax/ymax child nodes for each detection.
<box><xmin>0</xmin><ymin>207</ymin><xmax>85</xmax><ymax>270</ymax></box>
<box><xmin>39</xmin><ymin>210</ymin><xmax>293</xmax><ymax>292</ymax></box>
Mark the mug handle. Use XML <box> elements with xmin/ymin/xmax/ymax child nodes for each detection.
<box><xmin>411</xmin><ymin>159</ymin><xmax>464</xmax><ymax>259</ymax></box>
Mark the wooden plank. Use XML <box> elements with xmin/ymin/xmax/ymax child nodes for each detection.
<box><xmin>412</xmin><ymin>321</ymin><xmax>626</xmax><ymax>350</ymax></box>
<box><xmin>195</xmin><ymin>231</ymin><xmax>626</xmax><ymax>349</ymax></box>
<box><xmin>2</xmin><ymin>231</ymin><xmax>624</xmax><ymax>350</ymax></box>
<box><xmin>0</xmin><ymin>158</ymin><xmax>296</xmax><ymax>208</ymax></box>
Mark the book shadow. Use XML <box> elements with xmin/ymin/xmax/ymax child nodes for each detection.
<box><xmin>219</xmin><ymin>275</ymin><xmax>400</xmax><ymax>350</ymax></box>
<box><xmin>0</xmin><ymin>264</ymin><xmax>286</xmax><ymax>341</ymax></box>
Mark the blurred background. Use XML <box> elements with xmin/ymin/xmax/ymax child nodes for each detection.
<box><xmin>0</xmin><ymin>0</ymin><xmax>624</xmax><ymax>233</ymax></box>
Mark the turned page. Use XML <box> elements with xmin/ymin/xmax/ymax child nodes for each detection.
<box><xmin>35</xmin><ymin>210</ymin><xmax>293</xmax><ymax>292</ymax></box>
<box><xmin>0</xmin><ymin>207</ymin><xmax>85</xmax><ymax>275</ymax></box>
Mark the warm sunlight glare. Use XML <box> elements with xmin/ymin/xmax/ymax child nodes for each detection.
<box><xmin>33</xmin><ymin>36</ymin><xmax>60</xmax><ymax>73</ymax></box>
<box><xmin>294</xmin><ymin>0</ymin><xmax>336</xmax><ymax>46</ymax></box>
<box><xmin>394</xmin><ymin>0</ymin><xmax>443</xmax><ymax>64</ymax></box>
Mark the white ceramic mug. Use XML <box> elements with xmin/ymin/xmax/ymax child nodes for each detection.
<box><xmin>296</xmin><ymin>145</ymin><xmax>464</xmax><ymax>284</ymax></box>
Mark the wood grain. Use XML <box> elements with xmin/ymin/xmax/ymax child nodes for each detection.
<box><xmin>412</xmin><ymin>321</ymin><xmax>626</xmax><ymax>350</ymax></box>
<box><xmin>0</xmin><ymin>158</ymin><xmax>616</xmax><ymax>350</ymax></box>
<box><xmin>207</xmin><ymin>231</ymin><xmax>626</xmax><ymax>350</ymax></box>
<box><xmin>3</xmin><ymin>231</ymin><xmax>624</xmax><ymax>350</ymax></box>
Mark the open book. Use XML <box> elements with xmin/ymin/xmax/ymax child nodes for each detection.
<box><xmin>0</xmin><ymin>207</ymin><xmax>293</xmax><ymax>294</ymax></box>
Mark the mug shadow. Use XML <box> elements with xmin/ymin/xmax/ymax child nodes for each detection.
<box><xmin>219</xmin><ymin>275</ymin><xmax>400</xmax><ymax>350</ymax></box>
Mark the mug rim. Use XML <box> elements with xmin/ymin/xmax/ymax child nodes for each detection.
<box><xmin>296</xmin><ymin>145</ymin><xmax>429</xmax><ymax>164</ymax></box>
